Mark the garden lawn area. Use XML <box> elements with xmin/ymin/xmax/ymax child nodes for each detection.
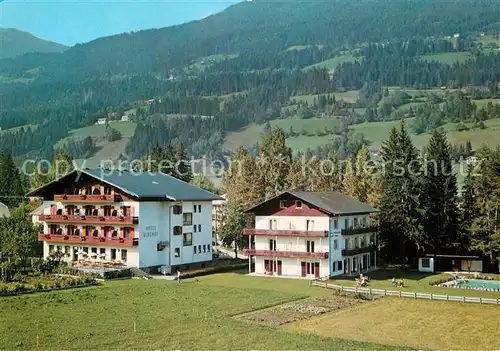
<box><xmin>284</xmin><ymin>297</ymin><xmax>500</xmax><ymax>351</ymax></box>
<box><xmin>419</xmin><ymin>52</ymin><xmax>473</xmax><ymax>64</ymax></box>
<box><xmin>330</xmin><ymin>270</ymin><xmax>500</xmax><ymax>299</ymax></box>
<box><xmin>0</xmin><ymin>273</ymin><xmax>398</xmax><ymax>350</ymax></box>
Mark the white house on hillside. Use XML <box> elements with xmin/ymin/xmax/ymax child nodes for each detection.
<box><xmin>243</xmin><ymin>191</ymin><xmax>379</xmax><ymax>279</ymax></box>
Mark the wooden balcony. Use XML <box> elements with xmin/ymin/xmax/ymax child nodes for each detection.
<box><xmin>38</xmin><ymin>233</ymin><xmax>139</xmax><ymax>247</ymax></box>
<box><xmin>243</xmin><ymin>249</ymin><xmax>328</xmax><ymax>259</ymax></box>
<box><xmin>341</xmin><ymin>245</ymin><xmax>376</xmax><ymax>256</ymax></box>
<box><xmin>54</xmin><ymin>194</ymin><xmax>119</xmax><ymax>203</ymax></box>
<box><xmin>243</xmin><ymin>228</ymin><xmax>328</xmax><ymax>237</ymax></box>
<box><xmin>341</xmin><ymin>226</ymin><xmax>378</xmax><ymax>236</ymax></box>
<box><xmin>39</xmin><ymin>214</ymin><xmax>138</xmax><ymax>225</ymax></box>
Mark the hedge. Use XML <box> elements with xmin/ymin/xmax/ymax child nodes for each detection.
<box><xmin>181</xmin><ymin>263</ymin><xmax>248</xmax><ymax>279</ymax></box>
<box><xmin>0</xmin><ymin>276</ymin><xmax>98</xmax><ymax>296</ymax></box>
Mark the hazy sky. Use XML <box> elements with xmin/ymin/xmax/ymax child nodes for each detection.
<box><xmin>0</xmin><ymin>0</ymin><xmax>240</xmax><ymax>46</ymax></box>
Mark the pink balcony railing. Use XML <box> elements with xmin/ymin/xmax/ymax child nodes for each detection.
<box><xmin>243</xmin><ymin>228</ymin><xmax>328</xmax><ymax>237</ymax></box>
<box><xmin>243</xmin><ymin>249</ymin><xmax>328</xmax><ymax>259</ymax></box>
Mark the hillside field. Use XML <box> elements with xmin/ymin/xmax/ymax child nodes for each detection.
<box><xmin>419</xmin><ymin>52</ymin><xmax>473</xmax><ymax>64</ymax></box>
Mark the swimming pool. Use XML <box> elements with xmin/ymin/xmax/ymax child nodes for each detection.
<box><xmin>454</xmin><ymin>279</ymin><xmax>500</xmax><ymax>291</ymax></box>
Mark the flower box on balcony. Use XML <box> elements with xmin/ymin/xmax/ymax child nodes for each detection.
<box><xmin>99</xmin><ymin>237</ymin><xmax>106</xmax><ymax>242</ymax></box>
<box><xmin>62</xmin><ymin>194</ymin><xmax>68</xmax><ymax>200</ymax></box>
<box><xmin>81</xmin><ymin>215</ymin><xmax>86</xmax><ymax>220</ymax></box>
<box><xmin>81</xmin><ymin>237</ymin><xmax>87</xmax><ymax>241</ymax></box>
<box><xmin>44</xmin><ymin>234</ymin><xmax>51</xmax><ymax>239</ymax></box>
<box><xmin>63</xmin><ymin>215</ymin><xmax>68</xmax><ymax>220</ymax></box>
<box><xmin>45</xmin><ymin>215</ymin><xmax>51</xmax><ymax>219</ymax></box>
<box><xmin>100</xmin><ymin>195</ymin><xmax>107</xmax><ymax>200</ymax></box>
<box><xmin>81</xmin><ymin>195</ymin><xmax>87</xmax><ymax>200</ymax></box>
<box><xmin>63</xmin><ymin>235</ymin><xmax>69</xmax><ymax>240</ymax></box>
<box><xmin>99</xmin><ymin>217</ymin><xmax>105</xmax><ymax>221</ymax></box>
<box><xmin>119</xmin><ymin>216</ymin><xmax>125</xmax><ymax>222</ymax></box>
<box><xmin>119</xmin><ymin>238</ymin><xmax>125</xmax><ymax>243</ymax></box>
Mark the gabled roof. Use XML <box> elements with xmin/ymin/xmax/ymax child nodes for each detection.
<box><xmin>246</xmin><ymin>191</ymin><xmax>378</xmax><ymax>216</ymax></box>
<box><xmin>26</xmin><ymin>168</ymin><xmax>222</xmax><ymax>202</ymax></box>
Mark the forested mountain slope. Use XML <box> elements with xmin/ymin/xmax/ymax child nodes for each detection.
<box><xmin>2</xmin><ymin>0</ymin><xmax>500</xmax><ymax>164</ymax></box>
<box><xmin>0</xmin><ymin>28</ymin><xmax>67</xmax><ymax>60</ymax></box>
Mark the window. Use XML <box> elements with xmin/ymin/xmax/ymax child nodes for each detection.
<box><xmin>353</xmin><ymin>217</ymin><xmax>358</xmax><ymax>228</ymax></box>
<box><xmin>337</xmin><ymin>261</ymin><xmax>343</xmax><ymax>271</ymax></box>
<box><xmin>174</xmin><ymin>248</ymin><xmax>180</xmax><ymax>257</ymax></box>
<box><xmin>198</xmin><ymin>224</ymin><xmax>201</xmax><ymax>232</ymax></box>
<box><xmin>296</xmin><ymin>200</ymin><xmax>302</xmax><ymax>208</ymax></box>
<box><xmin>84</xmin><ymin>205</ymin><xmax>94</xmax><ymax>216</ymax></box>
<box><xmin>49</xmin><ymin>225</ymin><xmax>57</xmax><ymax>234</ymax></box>
<box><xmin>198</xmin><ymin>245</ymin><xmax>202</xmax><ymax>253</ymax></box>
<box><xmin>269</xmin><ymin>239</ymin><xmax>276</xmax><ymax>251</ymax></box>
<box><xmin>198</xmin><ymin>205</ymin><xmax>201</xmax><ymax>213</ymax></box>
<box><xmin>67</xmin><ymin>225</ymin><xmax>75</xmax><ymax>235</ymax></box>
<box><xmin>104</xmin><ymin>186</ymin><xmax>112</xmax><ymax>195</ymax></box>
<box><xmin>183</xmin><ymin>213</ymin><xmax>192</xmax><ymax>225</ymax></box>
<box><xmin>361</xmin><ymin>217</ymin><xmax>367</xmax><ymax>227</ymax></box>
<box><xmin>103</xmin><ymin>206</ymin><xmax>112</xmax><ymax>216</ymax></box>
<box><xmin>306</xmin><ymin>240</ymin><xmax>315</xmax><ymax>253</ymax></box>
<box><xmin>173</xmin><ymin>205</ymin><xmax>182</xmax><ymax>215</ymax></box>
<box><xmin>306</xmin><ymin>220</ymin><xmax>314</xmax><ymax>231</ymax></box>
<box><xmin>90</xmin><ymin>247</ymin><xmax>97</xmax><ymax>254</ymax></box>
<box><xmin>194</xmin><ymin>246</ymin><xmax>197</xmax><ymax>254</ymax></box>
<box><xmin>57</xmin><ymin>245</ymin><xmax>62</xmax><ymax>252</ymax></box>
<box><xmin>121</xmin><ymin>249</ymin><xmax>127</xmax><ymax>262</ymax></box>
<box><xmin>183</xmin><ymin>233</ymin><xmax>193</xmax><ymax>246</ymax></box>
<box><xmin>333</xmin><ymin>239</ymin><xmax>338</xmax><ymax>250</ymax></box>
<box><xmin>193</xmin><ymin>225</ymin><xmax>197</xmax><ymax>233</ymax></box>
<box><xmin>123</xmin><ymin>227</ymin><xmax>132</xmax><ymax>238</ymax></box>
<box><xmin>203</xmin><ymin>245</ymin><xmax>206</xmax><ymax>253</ymax></box>
<box><xmin>110</xmin><ymin>249</ymin><xmax>116</xmax><ymax>260</ymax></box>
<box><xmin>193</xmin><ymin>204</ymin><xmax>197</xmax><ymax>213</ymax></box>
<box><xmin>65</xmin><ymin>246</ymin><xmax>70</xmax><ymax>254</ymax></box>
<box><xmin>100</xmin><ymin>248</ymin><xmax>106</xmax><ymax>255</ymax></box>
<box><xmin>422</xmin><ymin>258</ymin><xmax>430</xmax><ymax>268</ymax></box>
<box><xmin>173</xmin><ymin>226</ymin><xmax>183</xmax><ymax>235</ymax></box>
<box><xmin>333</xmin><ymin>218</ymin><xmax>338</xmax><ymax>229</ymax></box>
<box><xmin>279</xmin><ymin>200</ymin><xmax>287</xmax><ymax>208</ymax></box>
<box><xmin>269</xmin><ymin>219</ymin><xmax>277</xmax><ymax>230</ymax></box>
<box><xmin>344</xmin><ymin>218</ymin><xmax>349</xmax><ymax>229</ymax></box>
<box><xmin>207</xmin><ymin>244</ymin><xmax>210</xmax><ymax>252</ymax></box>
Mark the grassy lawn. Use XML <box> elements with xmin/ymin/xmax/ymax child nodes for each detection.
<box><xmin>284</xmin><ymin>297</ymin><xmax>500</xmax><ymax>350</ymax></box>
<box><xmin>304</xmin><ymin>55</ymin><xmax>360</xmax><ymax>70</ymax></box>
<box><xmin>419</xmin><ymin>52</ymin><xmax>473</xmax><ymax>64</ymax></box>
<box><xmin>0</xmin><ymin>273</ymin><xmax>398</xmax><ymax>350</ymax></box>
<box><xmin>331</xmin><ymin>270</ymin><xmax>500</xmax><ymax>299</ymax></box>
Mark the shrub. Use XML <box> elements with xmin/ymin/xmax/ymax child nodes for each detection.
<box><xmin>102</xmin><ymin>268</ymin><xmax>132</xmax><ymax>280</ymax></box>
<box><xmin>181</xmin><ymin>263</ymin><xmax>247</xmax><ymax>279</ymax></box>
<box><xmin>428</xmin><ymin>276</ymin><xmax>455</xmax><ymax>286</ymax></box>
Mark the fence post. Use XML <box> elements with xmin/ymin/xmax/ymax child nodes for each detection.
<box><xmin>399</xmin><ymin>290</ymin><xmax>402</xmax><ymax>298</ymax></box>
<box><xmin>480</xmin><ymin>297</ymin><xmax>482</xmax><ymax>304</ymax></box>
<box><xmin>446</xmin><ymin>295</ymin><xmax>449</xmax><ymax>301</ymax></box>
<box><xmin>384</xmin><ymin>289</ymin><xmax>387</xmax><ymax>296</ymax></box>
<box><xmin>355</xmin><ymin>287</ymin><xmax>358</xmax><ymax>293</ymax></box>
<box><xmin>413</xmin><ymin>292</ymin><xmax>416</xmax><ymax>299</ymax></box>
<box><xmin>369</xmin><ymin>288</ymin><xmax>372</xmax><ymax>298</ymax></box>
<box><xmin>463</xmin><ymin>296</ymin><xmax>466</xmax><ymax>303</ymax></box>
<box><xmin>430</xmin><ymin>294</ymin><xmax>433</xmax><ymax>300</ymax></box>
<box><xmin>341</xmin><ymin>285</ymin><xmax>344</xmax><ymax>292</ymax></box>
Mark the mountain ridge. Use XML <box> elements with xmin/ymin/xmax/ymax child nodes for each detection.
<box><xmin>0</xmin><ymin>27</ymin><xmax>68</xmax><ymax>60</ymax></box>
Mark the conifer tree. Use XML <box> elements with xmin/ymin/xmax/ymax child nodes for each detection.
<box><xmin>172</xmin><ymin>142</ymin><xmax>192</xmax><ymax>183</ymax></box>
<box><xmin>286</xmin><ymin>152</ymin><xmax>309</xmax><ymax>191</ymax></box>
<box><xmin>378</xmin><ymin>121</ymin><xmax>422</xmax><ymax>267</ymax></box>
<box><xmin>420</xmin><ymin>130</ymin><xmax>461</xmax><ymax>253</ymax></box>
<box><xmin>0</xmin><ymin>153</ymin><xmax>25</xmax><ymax>208</ymax></box>
<box><xmin>469</xmin><ymin>146</ymin><xmax>500</xmax><ymax>270</ymax></box>
<box><xmin>309</xmin><ymin>151</ymin><xmax>342</xmax><ymax>192</ymax></box>
<box><xmin>50</xmin><ymin>148</ymin><xmax>74</xmax><ymax>180</ymax></box>
<box><xmin>257</xmin><ymin>127</ymin><xmax>292</xmax><ymax>199</ymax></box>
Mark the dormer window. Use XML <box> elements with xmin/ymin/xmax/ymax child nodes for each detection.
<box><xmin>296</xmin><ymin>200</ymin><xmax>302</xmax><ymax>208</ymax></box>
<box><xmin>279</xmin><ymin>200</ymin><xmax>287</xmax><ymax>208</ymax></box>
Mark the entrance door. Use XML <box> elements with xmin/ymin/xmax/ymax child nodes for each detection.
<box><xmin>277</xmin><ymin>260</ymin><xmax>282</xmax><ymax>276</ymax></box>
<box><xmin>301</xmin><ymin>262</ymin><xmax>306</xmax><ymax>277</ymax></box>
<box><xmin>314</xmin><ymin>262</ymin><xmax>320</xmax><ymax>278</ymax></box>
<box><xmin>264</xmin><ymin>259</ymin><xmax>270</xmax><ymax>273</ymax></box>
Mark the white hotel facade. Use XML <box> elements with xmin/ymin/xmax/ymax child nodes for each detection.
<box><xmin>243</xmin><ymin>191</ymin><xmax>379</xmax><ymax>279</ymax></box>
<box><xmin>28</xmin><ymin>168</ymin><xmax>221</xmax><ymax>272</ymax></box>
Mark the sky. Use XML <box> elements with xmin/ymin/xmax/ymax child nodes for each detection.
<box><xmin>0</xmin><ymin>0</ymin><xmax>240</xmax><ymax>46</ymax></box>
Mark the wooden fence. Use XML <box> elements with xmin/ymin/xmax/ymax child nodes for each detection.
<box><xmin>310</xmin><ymin>280</ymin><xmax>500</xmax><ymax>305</ymax></box>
